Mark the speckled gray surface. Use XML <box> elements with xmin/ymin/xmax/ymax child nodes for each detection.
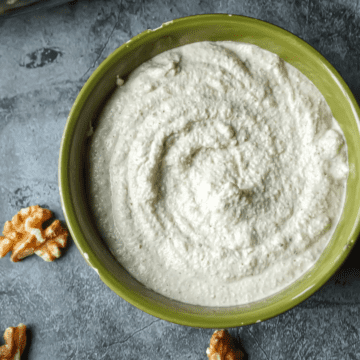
<box><xmin>1</xmin><ymin>0</ymin><xmax>360</xmax><ymax>359</ymax></box>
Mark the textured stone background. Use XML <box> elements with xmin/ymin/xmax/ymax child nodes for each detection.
<box><xmin>1</xmin><ymin>0</ymin><xmax>360</xmax><ymax>359</ymax></box>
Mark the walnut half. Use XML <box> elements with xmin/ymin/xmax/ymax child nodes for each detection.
<box><xmin>0</xmin><ymin>205</ymin><xmax>68</xmax><ymax>262</ymax></box>
<box><xmin>0</xmin><ymin>323</ymin><xmax>26</xmax><ymax>360</ymax></box>
<box><xmin>206</xmin><ymin>329</ymin><xmax>244</xmax><ymax>360</ymax></box>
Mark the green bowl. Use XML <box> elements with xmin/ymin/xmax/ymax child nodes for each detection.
<box><xmin>59</xmin><ymin>14</ymin><xmax>360</xmax><ymax>328</ymax></box>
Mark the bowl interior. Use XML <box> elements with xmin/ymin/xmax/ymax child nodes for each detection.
<box><xmin>59</xmin><ymin>14</ymin><xmax>360</xmax><ymax>328</ymax></box>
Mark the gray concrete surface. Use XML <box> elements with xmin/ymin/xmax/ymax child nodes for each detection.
<box><xmin>1</xmin><ymin>0</ymin><xmax>360</xmax><ymax>359</ymax></box>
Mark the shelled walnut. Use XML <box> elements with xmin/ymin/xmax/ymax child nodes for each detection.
<box><xmin>0</xmin><ymin>323</ymin><xmax>26</xmax><ymax>360</ymax></box>
<box><xmin>206</xmin><ymin>329</ymin><xmax>244</xmax><ymax>360</ymax></box>
<box><xmin>0</xmin><ymin>205</ymin><xmax>68</xmax><ymax>262</ymax></box>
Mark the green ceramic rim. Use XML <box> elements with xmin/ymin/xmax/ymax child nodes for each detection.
<box><xmin>59</xmin><ymin>14</ymin><xmax>360</xmax><ymax>328</ymax></box>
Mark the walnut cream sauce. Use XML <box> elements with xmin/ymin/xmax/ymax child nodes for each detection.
<box><xmin>88</xmin><ymin>41</ymin><xmax>348</xmax><ymax>306</ymax></box>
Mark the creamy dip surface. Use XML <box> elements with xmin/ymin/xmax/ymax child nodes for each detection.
<box><xmin>88</xmin><ymin>41</ymin><xmax>348</xmax><ymax>306</ymax></box>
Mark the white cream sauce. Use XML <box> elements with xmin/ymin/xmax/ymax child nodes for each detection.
<box><xmin>88</xmin><ymin>41</ymin><xmax>348</xmax><ymax>306</ymax></box>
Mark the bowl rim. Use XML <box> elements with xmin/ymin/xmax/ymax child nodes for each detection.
<box><xmin>59</xmin><ymin>13</ymin><xmax>360</xmax><ymax>328</ymax></box>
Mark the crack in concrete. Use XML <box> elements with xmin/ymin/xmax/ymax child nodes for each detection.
<box><xmin>105</xmin><ymin>318</ymin><xmax>162</xmax><ymax>348</ymax></box>
<box><xmin>80</xmin><ymin>2</ymin><xmax>123</xmax><ymax>81</ymax></box>
<box><xmin>247</xmin><ymin>327</ymin><xmax>270</xmax><ymax>360</ymax></box>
